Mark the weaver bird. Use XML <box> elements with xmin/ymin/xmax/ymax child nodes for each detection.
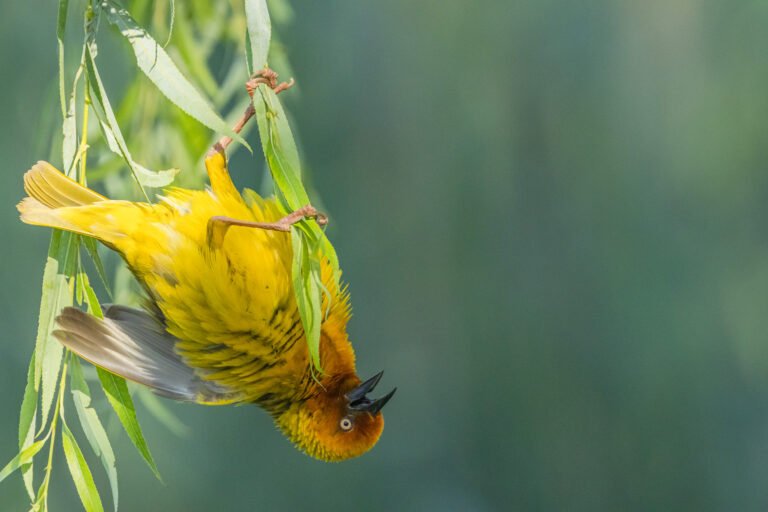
<box><xmin>17</xmin><ymin>74</ymin><xmax>394</xmax><ymax>462</ymax></box>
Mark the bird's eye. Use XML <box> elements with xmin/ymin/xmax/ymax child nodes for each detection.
<box><xmin>339</xmin><ymin>417</ymin><xmax>353</xmax><ymax>431</ymax></box>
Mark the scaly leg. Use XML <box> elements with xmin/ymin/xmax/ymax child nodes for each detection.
<box><xmin>204</xmin><ymin>68</ymin><xmax>325</xmax><ymax>249</ymax></box>
<box><xmin>207</xmin><ymin>205</ymin><xmax>328</xmax><ymax>249</ymax></box>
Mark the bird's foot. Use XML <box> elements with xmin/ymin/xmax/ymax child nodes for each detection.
<box><xmin>246</xmin><ymin>68</ymin><xmax>295</xmax><ymax>98</ymax></box>
<box><xmin>207</xmin><ymin>205</ymin><xmax>327</xmax><ymax>248</ymax></box>
<box><xmin>274</xmin><ymin>205</ymin><xmax>328</xmax><ymax>230</ymax></box>
<box><xmin>208</xmin><ymin>68</ymin><xmax>295</xmax><ymax>157</ymax></box>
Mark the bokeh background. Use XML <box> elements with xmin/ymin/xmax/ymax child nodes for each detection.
<box><xmin>3</xmin><ymin>0</ymin><xmax>768</xmax><ymax>510</ymax></box>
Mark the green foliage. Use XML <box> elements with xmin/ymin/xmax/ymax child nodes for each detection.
<box><xmin>61</xmin><ymin>422</ymin><xmax>104</xmax><ymax>512</ymax></box>
<box><xmin>3</xmin><ymin>0</ymin><xmax>335</xmax><ymax>508</ymax></box>
<box><xmin>253</xmin><ymin>86</ymin><xmax>340</xmax><ymax>371</ymax></box>
<box><xmin>103</xmin><ymin>1</ymin><xmax>250</xmax><ymax>152</ymax></box>
<box><xmin>70</xmin><ymin>359</ymin><xmax>117</xmax><ymax>511</ymax></box>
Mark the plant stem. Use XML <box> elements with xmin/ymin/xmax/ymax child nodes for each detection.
<box><xmin>79</xmin><ymin>79</ymin><xmax>91</xmax><ymax>186</ymax></box>
<box><xmin>37</xmin><ymin>352</ymin><xmax>70</xmax><ymax>507</ymax></box>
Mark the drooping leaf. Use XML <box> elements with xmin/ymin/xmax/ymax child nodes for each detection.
<box><xmin>18</xmin><ymin>354</ymin><xmax>38</xmax><ymax>500</ymax></box>
<box><xmin>244</xmin><ymin>28</ymin><xmax>254</xmax><ymax>77</ymax></box>
<box><xmin>0</xmin><ymin>440</ymin><xmax>47</xmax><ymax>484</ymax></box>
<box><xmin>75</xmin><ymin>276</ymin><xmax>118</xmax><ymax>507</ymax></box>
<box><xmin>97</xmin><ymin>369</ymin><xmax>161</xmax><ymax>481</ymax></box>
<box><xmin>85</xmin><ymin>47</ymin><xmax>174</xmax><ymax>194</ymax></box>
<box><xmin>62</xmin><ymin>422</ymin><xmax>105</xmax><ymax>512</ymax></box>
<box><xmin>35</xmin><ymin>231</ymin><xmax>77</xmax><ymax>431</ymax></box>
<box><xmin>291</xmin><ymin>229</ymin><xmax>323</xmax><ymax>370</ymax></box>
<box><xmin>253</xmin><ymin>85</ymin><xmax>341</xmax><ymax>371</ymax></box>
<box><xmin>253</xmin><ymin>86</ymin><xmax>309</xmax><ymax>209</ymax></box>
<box><xmin>82</xmin><ymin>238</ymin><xmax>111</xmax><ymax>298</ymax></box>
<box><xmin>71</xmin><ymin>359</ymin><xmax>118</xmax><ymax>512</ymax></box>
<box><xmin>163</xmin><ymin>0</ymin><xmax>175</xmax><ymax>48</ymax></box>
<box><xmin>57</xmin><ymin>0</ymin><xmax>70</xmax><ymax>117</ymax></box>
<box><xmin>102</xmin><ymin>1</ymin><xmax>250</xmax><ymax>151</ymax></box>
<box><xmin>245</xmin><ymin>0</ymin><xmax>271</xmax><ymax>70</ymax></box>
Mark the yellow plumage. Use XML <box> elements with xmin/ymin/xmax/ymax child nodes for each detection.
<box><xmin>18</xmin><ymin>152</ymin><xmax>394</xmax><ymax>461</ymax></box>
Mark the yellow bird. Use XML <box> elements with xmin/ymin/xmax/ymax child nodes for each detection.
<box><xmin>17</xmin><ymin>149</ymin><xmax>395</xmax><ymax>462</ymax></box>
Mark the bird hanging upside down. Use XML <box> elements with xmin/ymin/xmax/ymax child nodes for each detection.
<box><xmin>16</xmin><ymin>71</ymin><xmax>394</xmax><ymax>462</ymax></box>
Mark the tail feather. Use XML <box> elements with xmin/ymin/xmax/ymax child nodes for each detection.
<box><xmin>17</xmin><ymin>197</ymin><xmax>86</xmax><ymax>233</ymax></box>
<box><xmin>17</xmin><ymin>161</ymin><xmax>125</xmax><ymax>242</ymax></box>
<box><xmin>23</xmin><ymin>161</ymin><xmax>106</xmax><ymax>208</ymax></box>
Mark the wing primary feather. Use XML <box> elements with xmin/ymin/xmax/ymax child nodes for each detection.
<box><xmin>53</xmin><ymin>306</ymin><xmax>239</xmax><ymax>404</ymax></box>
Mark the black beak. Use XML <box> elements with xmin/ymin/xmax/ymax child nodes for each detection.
<box><xmin>345</xmin><ymin>371</ymin><xmax>396</xmax><ymax>415</ymax></box>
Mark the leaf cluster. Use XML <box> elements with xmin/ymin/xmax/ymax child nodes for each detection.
<box><xmin>3</xmin><ymin>0</ymin><xmax>336</xmax><ymax>509</ymax></box>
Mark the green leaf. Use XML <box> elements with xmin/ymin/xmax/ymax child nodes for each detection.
<box><xmin>164</xmin><ymin>0</ymin><xmax>175</xmax><ymax>48</ymax></box>
<box><xmin>244</xmin><ymin>29</ymin><xmax>254</xmax><ymax>77</ymax></box>
<box><xmin>85</xmin><ymin>47</ymin><xmax>172</xmax><ymax>195</ymax></box>
<box><xmin>102</xmin><ymin>1</ymin><xmax>250</xmax><ymax>151</ymax></box>
<box><xmin>245</xmin><ymin>0</ymin><xmax>271</xmax><ymax>70</ymax></box>
<box><xmin>97</xmin><ymin>369</ymin><xmax>162</xmax><ymax>481</ymax></box>
<box><xmin>62</xmin><ymin>54</ymin><xmax>86</xmax><ymax>176</ymax></box>
<box><xmin>253</xmin><ymin>85</ymin><xmax>341</xmax><ymax>371</ymax></box>
<box><xmin>57</xmin><ymin>0</ymin><xmax>70</xmax><ymax>118</ymax></box>
<box><xmin>35</xmin><ymin>231</ymin><xmax>77</xmax><ymax>431</ymax></box>
<box><xmin>253</xmin><ymin>86</ymin><xmax>309</xmax><ymax>210</ymax></box>
<box><xmin>71</xmin><ymin>359</ymin><xmax>118</xmax><ymax>512</ymax></box>
<box><xmin>18</xmin><ymin>354</ymin><xmax>38</xmax><ymax>500</ymax></box>
<box><xmin>62</xmin><ymin>422</ymin><xmax>105</xmax><ymax>512</ymax></box>
<box><xmin>0</xmin><ymin>440</ymin><xmax>47</xmax><ymax>484</ymax></box>
<box><xmin>291</xmin><ymin>229</ymin><xmax>323</xmax><ymax>370</ymax></box>
<box><xmin>82</xmin><ymin>238</ymin><xmax>111</xmax><ymax>298</ymax></box>
<box><xmin>74</xmin><ymin>273</ymin><xmax>113</xmax><ymax>512</ymax></box>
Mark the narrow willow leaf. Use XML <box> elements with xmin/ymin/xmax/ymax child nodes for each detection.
<box><xmin>79</xmin><ymin>273</ymin><xmax>104</xmax><ymax>319</ymax></box>
<box><xmin>32</xmin><ymin>472</ymin><xmax>50</xmax><ymax>512</ymax></box>
<box><xmin>85</xmin><ymin>47</ymin><xmax>170</xmax><ymax>194</ymax></box>
<box><xmin>244</xmin><ymin>28</ymin><xmax>254</xmax><ymax>77</ymax></box>
<box><xmin>98</xmin><ymin>116</ymin><xmax>179</xmax><ymax>188</ymax></box>
<box><xmin>0</xmin><ymin>440</ymin><xmax>47</xmax><ymax>484</ymax></box>
<box><xmin>19</xmin><ymin>354</ymin><xmax>38</xmax><ymax>500</ymax></box>
<box><xmin>164</xmin><ymin>0</ymin><xmax>175</xmax><ymax>48</ymax></box>
<box><xmin>291</xmin><ymin>229</ymin><xmax>322</xmax><ymax>370</ymax></box>
<box><xmin>36</xmin><ymin>231</ymin><xmax>77</xmax><ymax>431</ymax></box>
<box><xmin>62</xmin><ymin>95</ymin><xmax>77</xmax><ymax>174</ymax></box>
<box><xmin>62</xmin><ymin>423</ymin><xmax>105</xmax><ymax>512</ymax></box>
<box><xmin>82</xmin><ymin>238</ymin><xmax>111</xmax><ymax>297</ymax></box>
<box><xmin>102</xmin><ymin>2</ymin><xmax>250</xmax><ymax>151</ymax></box>
<box><xmin>254</xmin><ymin>86</ymin><xmax>341</xmax><ymax>370</ymax></box>
<box><xmin>253</xmin><ymin>86</ymin><xmax>309</xmax><ymax>209</ymax></box>
<box><xmin>74</xmin><ymin>286</ymin><xmax>118</xmax><ymax>511</ymax></box>
<box><xmin>63</xmin><ymin>52</ymin><xmax>86</xmax><ymax>175</ymax></box>
<box><xmin>132</xmin><ymin>161</ymin><xmax>179</xmax><ymax>188</ymax></box>
<box><xmin>57</xmin><ymin>0</ymin><xmax>70</xmax><ymax>117</ymax></box>
<box><xmin>245</xmin><ymin>0</ymin><xmax>271</xmax><ymax>70</ymax></box>
<box><xmin>71</xmin><ymin>359</ymin><xmax>118</xmax><ymax>511</ymax></box>
<box><xmin>97</xmin><ymin>369</ymin><xmax>161</xmax><ymax>481</ymax></box>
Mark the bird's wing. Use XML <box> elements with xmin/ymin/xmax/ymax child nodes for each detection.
<box><xmin>53</xmin><ymin>306</ymin><xmax>242</xmax><ymax>404</ymax></box>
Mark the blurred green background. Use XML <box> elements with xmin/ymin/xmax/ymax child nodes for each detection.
<box><xmin>4</xmin><ymin>1</ymin><xmax>768</xmax><ymax>510</ymax></box>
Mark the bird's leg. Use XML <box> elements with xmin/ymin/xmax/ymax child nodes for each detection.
<box><xmin>207</xmin><ymin>205</ymin><xmax>328</xmax><ymax>249</ymax></box>
<box><xmin>208</xmin><ymin>68</ymin><xmax>295</xmax><ymax>157</ymax></box>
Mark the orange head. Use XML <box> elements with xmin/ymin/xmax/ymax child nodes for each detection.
<box><xmin>276</xmin><ymin>372</ymin><xmax>396</xmax><ymax>462</ymax></box>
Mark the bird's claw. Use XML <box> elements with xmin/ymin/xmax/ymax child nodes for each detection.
<box><xmin>246</xmin><ymin>68</ymin><xmax>295</xmax><ymax>97</ymax></box>
<box><xmin>276</xmin><ymin>204</ymin><xmax>328</xmax><ymax>230</ymax></box>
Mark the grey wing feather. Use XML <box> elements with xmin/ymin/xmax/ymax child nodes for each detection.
<box><xmin>53</xmin><ymin>305</ymin><xmax>237</xmax><ymax>403</ymax></box>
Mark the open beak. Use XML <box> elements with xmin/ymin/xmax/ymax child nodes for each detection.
<box><xmin>345</xmin><ymin>371</ymin><xmax>397</xmax><ymax>416</ymax></box>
